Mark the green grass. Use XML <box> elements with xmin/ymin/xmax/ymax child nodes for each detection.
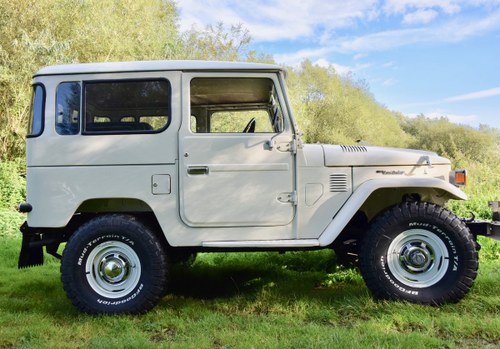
<box><xmin>0</xmin><ymin>228</ymin><xmax>499</xmax><ymax>348</ymax></box>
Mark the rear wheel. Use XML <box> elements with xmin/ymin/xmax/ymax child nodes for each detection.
<box><xmin>61</xmin><ymin>214</ymin><xmax>168</xmax><ymax>314</ymax></box>
<box><xmin>359</xmin><ymin>202</ymin><xmax>478</xmax><ymax>304</ymax></box>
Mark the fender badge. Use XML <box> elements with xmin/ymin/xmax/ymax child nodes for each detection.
<box><xmin>376</xmin><ymin>170</ymin><xmax>405</xmax><ymax>175</ymax></box>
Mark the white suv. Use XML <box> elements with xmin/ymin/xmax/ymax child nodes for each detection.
<box><xmin>17</xmin><ymin>60</ymin><xmax>498</xmax><ymax>314</ymax></box>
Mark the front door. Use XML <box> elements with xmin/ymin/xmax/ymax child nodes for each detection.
<box><xmin>179</xmin><ymin>74</ymin><xmax>295</xmax><ymax>228</ymax></box>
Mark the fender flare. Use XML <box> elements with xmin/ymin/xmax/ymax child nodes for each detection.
<box><xmin>318</xmin><ymin>178</ymin><xmax>467</xmax><ymax>246</ymax></box>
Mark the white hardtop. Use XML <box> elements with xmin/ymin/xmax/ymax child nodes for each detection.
<box><xmin>34</xmin><ymin>60</ymin><xmax>285</xmax><ymax>77</ymax></box>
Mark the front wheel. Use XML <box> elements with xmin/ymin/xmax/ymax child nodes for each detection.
<box><xmin>61</xmin><ymin>214</ymin><xmax>168</xmax><ymax>314</ymax></box>
<box><xmin>359</xmin><ymin>202</ymin><xmax>478</xmax><ymax>305</ymax></box>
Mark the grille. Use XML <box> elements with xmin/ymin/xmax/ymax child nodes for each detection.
<box><xmin>329</xmin><ymin>173</ymin><xmax>348</xmax><ymax>192</ymax></box>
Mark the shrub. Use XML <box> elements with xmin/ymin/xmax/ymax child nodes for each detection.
<box><xmin>0</xmin><ymin>159</ymin><xmax>25</xmax><ymax>209</ymax></box>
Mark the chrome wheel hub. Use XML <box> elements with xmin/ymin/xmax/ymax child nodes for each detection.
<box><xmin>100</xmin><ymin>255</ymin><xmax>129</xmax><ymax>283</ymax></box>
<box><xmin>401</xmin><ymin>244</ymin><xmax>433</xmax><ymax>272</ymax></box>
<box><xmin>387</xmin><ymin>229</ymin><xmax>449</xmax><ymax>288</ymax></box>
<box><xmin>85</xmin><ymin>241</ymin><xmax>141</xmax><ymax>298</ymax></box>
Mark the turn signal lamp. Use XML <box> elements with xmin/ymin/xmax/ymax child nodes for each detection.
<box><xmin>451</xmin><ymin>169</ymin><xmax>468</xmax><ymax>187</ymax></box>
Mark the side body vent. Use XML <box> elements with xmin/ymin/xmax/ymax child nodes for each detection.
<box><xmin>329</xmin><ymin>173</ymin><xmax>348</xmax><ymax>192</ymax></box>
<box><xmin>340</xmin><ymin>145</ymin><xmax>367</xmax><ymax>152</ymax></box>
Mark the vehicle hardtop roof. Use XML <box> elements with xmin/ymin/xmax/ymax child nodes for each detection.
<box><xmin>34</xmin><ymin>60</ymin><xmax>285</xmax><ymax>77</ymax></box>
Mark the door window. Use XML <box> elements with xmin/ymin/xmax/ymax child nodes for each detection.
<box><xmin>190</xmin><ymin>78</ymin><xmax>285</xmax><ymax>134</ymax></box>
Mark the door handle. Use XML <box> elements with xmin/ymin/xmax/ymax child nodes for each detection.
<box><xmin>187</xmin><ymin>166</ymin><xmax>209</xmax><ymax>175</ymax></box>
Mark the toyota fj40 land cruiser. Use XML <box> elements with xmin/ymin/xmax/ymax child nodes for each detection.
<box><xmin>18</xmin><ymin>60</ymin><xmax>499</xmax><ymax>314</ymax></box>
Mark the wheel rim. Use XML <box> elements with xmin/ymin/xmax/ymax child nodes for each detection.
<box><xmin>387</xmin><ymin>229</ymin><xmax>449</xmax><ymax>288</ymax></box>
<box><xmin>85</xmin><ymin>241</ymin><xmax>141</xmax><ymax>299</ymax></box>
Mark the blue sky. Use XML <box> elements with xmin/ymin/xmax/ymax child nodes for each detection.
<box><xmin>177</xmin><ymin>0</ymin><xmax>500</xmax><ymax>129</ymax></box>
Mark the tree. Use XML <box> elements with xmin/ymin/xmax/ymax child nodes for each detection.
<box><xmin>287</xmin><ymin>60</ymin><xmax>409</xmax><ymax>147</ymax></box>
<box><xmin>177</xmin><ymin>22</ymin><xmax>271</xmax><ymax>62</ymax></box>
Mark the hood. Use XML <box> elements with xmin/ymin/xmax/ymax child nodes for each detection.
<box><xmin>321</xmin><ymin>144</ymin><xmax>451</xmax><ymax>167</ymax></box>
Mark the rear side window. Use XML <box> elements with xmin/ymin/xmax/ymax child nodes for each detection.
<box><xmin>84</xmin><ymin>79</ymin><xmax>171</xmax><ymax>134</ymax></box>
<box><xmin>27</xmin><ymin>84</ymin><xmax>45</xmax><ymax>137</ymax></box>
<box><xmin>56</xmin><ymin>82</ymin><xmax>81</xmax><ymax>135</ymax></box>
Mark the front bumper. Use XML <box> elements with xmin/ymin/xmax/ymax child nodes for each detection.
<box><xmin>465</xmin><ymin>201</ymin><xmax>500</xmax><ymax>241</ymax></box>
<box><xmin>466</xmin><ymin>220</ymin><xmax>500</xmax><ymax>241</ymax></box>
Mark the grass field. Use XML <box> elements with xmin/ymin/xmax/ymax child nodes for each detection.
<box><xmin>0</xmin><ymin>212</ymin><xmax>499</xmax><ymax>349</ymax></box>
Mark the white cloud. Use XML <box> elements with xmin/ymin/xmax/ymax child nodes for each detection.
<box><xmin>382</xmin><ymin>61</ymin><xmax>397</xmax><ymax>68</ymax></box>
<box><xmin>313</xmin><ymin>59</ymin><xmax>353</xmax><ymax>75</ymax></box>
<box><xmin>334</xmin><ymin>9</ymin><xmax>500</xmax><ymax>52</ymax></box>
<box><xmin>313</xmin><ymin>58</ymin><xmax>334</xmax><ymax>69</ymax></box>
<box><xmin>403</xmin><ymin>9</ymin><xmax>439</xmax><ymax>24</ymax></box>
<box><xmin>445</xmin><ymin>87</ymin><xmax>500</xmax><ymax>102</ymax></box>
<box><xmin>353</xmin><ymin>53</ymin><xmax>368</xmax><ymax>60</ymax></box>
<box><xmin>274</xmin><ymin>47</ymin><xmax>333</xmax><ymax>66</ymax></box>
<box><xmin>176</xmin><ymin>0</ymin><xmax>378</xmax><ymax>42</ymax></box>
<box><xmin>336</xmin><ymin>27</ymin><xmax>428</xmax><ymax>52</ymax></box>
<box><xmin>177</xmin><ymin>1</ymin><xmax>500</xmax><ymax>54</ymax></box>
<box><xmin>427</xmin><ymin>111</ymin><xmax>479</xmax><ymax>124</ymax></box>
<box><xmin>383</xmin><ymin>0</ymin><xmax>461</xmax><ymax>16</ymax></box>
<box><xmin>407</xmin><ymin>110</ymin><xmax>479</xmax><ymax>125</ymax></box>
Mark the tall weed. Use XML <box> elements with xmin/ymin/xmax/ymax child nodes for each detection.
<box><xmin>0</xmin><ymin>159</ymin><xmax>25</xmax><ymax>237</ymax></box>
<box><xmin>0</xmin><ymin>159</ymin><xmax>25</xmax><ymax>209</ymax></box>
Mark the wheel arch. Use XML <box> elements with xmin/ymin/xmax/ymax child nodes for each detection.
<box><xmin>319</xmin><ymin>178</ymin><xmax>467</xmax><ymax>247</ymax></box>
<box><xmin>68</xmin><ymin>198</ymin><xmax>170</xmax><ymax>248</ymax></box>
<box><xmin>77</xmin><ymin>198</ymin><xmax>153</xmax><ymax>214</ymax></box>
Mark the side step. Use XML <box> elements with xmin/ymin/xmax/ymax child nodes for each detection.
<box><xmin>202</xmin><ymin>239</ymin><xmax>321</xmax><ymax>248</ymax></box>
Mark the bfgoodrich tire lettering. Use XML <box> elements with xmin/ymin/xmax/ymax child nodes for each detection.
<box><xmin>61</xmin><ymin>214</ymin><xmax>168</xmax><ymax>314</ymax></box>
<box><xmin>359</xmin><ymin>202</ymin><xmax>478</xmax><ymax>305</ymax></box>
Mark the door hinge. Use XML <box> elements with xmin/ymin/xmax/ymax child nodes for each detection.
<box><xmin>290</xmin><ymin>138</ymin><xmax>297</xmax><ymax>154</ymax></box>
<box><xmin>278</xmin><ymin>191</ymin><xmax>298</xmax><ymax>205</ymax></box>
<box><xmin>277</xmin><ymin>139</ymin><xmax>297</xmax><ymax>154</ymax></box>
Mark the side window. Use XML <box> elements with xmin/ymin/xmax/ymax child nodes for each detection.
<box><xmin>84</xmin><ymin>79</ymin><xmax>170</xmax><ymax>134</ymax></box>
<box><xmin>190</xmin><ymin>78</ymin><xmax>285</xmax><ymax>134</ymax></box>
<box><xmin>56</xmin><ymin>82</ymin><xmax>81</xmax><ymax>135</ymax></box>
<box><xmin>28</xmin><ymin>84</ymin><xmax>45</xmax><ymax>137</ymax></box>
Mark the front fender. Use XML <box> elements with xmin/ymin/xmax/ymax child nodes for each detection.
<box><xmin>318</xmin><ymin>178</ymin><xmax>466</xmax><ymax>246</ymax></box>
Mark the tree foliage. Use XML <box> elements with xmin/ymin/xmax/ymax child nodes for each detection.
<box><xmin>287</xmin><ymin>61</ymin><xmax>410</xmax><ymax>147</ymax></box>
<box><xmin>0</xmin><ymin>0</ymin><xmax>498</xmax><ymax>181</ymax></box>
<box><xmin>400</xmin><ymin>115</ymin><xmax>499</xmax><ymax>166</ymax></box>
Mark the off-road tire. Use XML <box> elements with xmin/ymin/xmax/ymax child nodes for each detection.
<box><xmin>359</xmin><ymin>202</ymin><xmax>478</xmax><ymax>305</ymax></box>
<box><xmin>61</xmin><ymin>214</ymin><xmax>168</xmax><ymax>314</ymax></box>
